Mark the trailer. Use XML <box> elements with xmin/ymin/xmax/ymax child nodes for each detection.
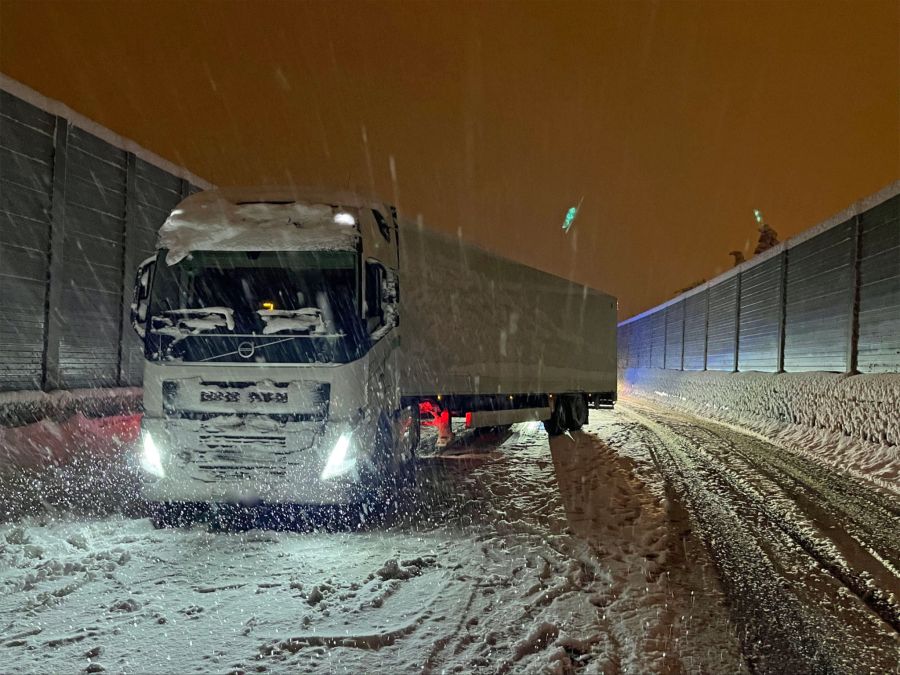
<box><xmin>398</xmin><ymin>221</ymin><xmax>617</xmax><ymax>437</ymax></box>
<box><xmin>129</xmin><ymin>188</ymin><xmax>616</xmax><ymax>518</ymax></box>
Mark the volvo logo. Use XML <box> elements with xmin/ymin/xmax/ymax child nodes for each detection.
<box><xmin>237</xmin><ymin>341</ymin><xmax>256</xmax><ymax>359</ymax></box>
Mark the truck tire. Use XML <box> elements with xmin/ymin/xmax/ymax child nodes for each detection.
<box><xmin>567</xmin><ymin>393</ymin><xmax>589</xmax><ymax>431</ymax></box>
<box><xmin>544</xmin><ymin>398</ymin><xmax>568</xmax><ymax>436</ymax></box>
<box><xmin>406</xmin><ymin>404</ymin><xmax>421</xmax><ymax>459</ymax></box>
<box><xmin>545</xmin><ymin>394</ymin><xmax>588</xmax><ymax>435</ymax></box>
<box><xmin>366</xmin><ymin>416</ymin><xmax>394</xmax><ymax>476</ymax></box>
<box><xmin>359</xmin><ymin>416</ymin><xmax>399</xmax><ymax>515</ymax></box>
<box><xmin>149</xmin><ymin>502</ymin><xmax>207</xmax><ymax>528</ymax></box>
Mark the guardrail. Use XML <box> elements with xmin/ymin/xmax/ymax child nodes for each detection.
<box><xmin>618</xmin><ymin>182</ymin><xmax>899</xmax><ymax>374</ymax></box>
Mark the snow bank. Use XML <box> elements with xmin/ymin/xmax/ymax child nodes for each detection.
<box><xmin>0</xmin><ymin>413</ymin><xmax>142</xmax><ymax>520</ymax></box>
<box><xmin>0</xmin><ymin>387</ymin><xmax>142</xmax><ymax>428</ymax></box>
<box><xmin>158</xmin><ymin>189</ymin><xmax>363</xmax><ymax>264</ymax></box>
<box><xmin>0</xmin><ymin>388</ymin><xmax>143</xmax><ymax>519</ymax></box>
<box><xmin>620</xmin><ymin>368</ymin><xmax>900</xmax><ymax>492</ymax></box>
<box><xmin>0</xmin><ymin>413</ymin><xmax>141</xmax><ymax>469</ymax></box>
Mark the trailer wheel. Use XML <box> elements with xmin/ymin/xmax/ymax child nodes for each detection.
<box><xmin>567</xmin><ymin>394</ymin><xmax>589</xmax><ymax>431</ymax></box>
<box><xmin>404</xmin><ymin>404</ymin><xmax>421</xmax><ymax>459</ymax></box>
<box><xmin>543</xmin><ymin>397</ymin><xmax>567</xmax><ymax>436</ymax></box>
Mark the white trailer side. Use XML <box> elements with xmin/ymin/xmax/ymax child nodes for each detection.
<box><xmin>397</xmin><ymin>221</ymin><xmax>617</xmax><ymax>399</ymax></box>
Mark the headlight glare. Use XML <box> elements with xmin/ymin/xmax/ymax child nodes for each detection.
<box><xmin>141</xmin><ymin>432</ymin><xmax>166</xmax><ymax>478</ymax></box>
<box><xmin>321</xmin><ymin>432</ymin><xmax>355</xmax><ymax>480</ymax></box>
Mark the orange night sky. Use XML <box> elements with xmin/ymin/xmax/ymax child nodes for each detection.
<box><xmin>1</xmin><ymin>0</ymin><xmax>897</xmax><ymax>318</ymax></box>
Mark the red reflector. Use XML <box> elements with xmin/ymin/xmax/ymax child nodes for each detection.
<box><xmin>465</xmin><ymin>412</ymin><xmax>472</xmax><ymax>428</ymax></box>
<box><xmin>419</xmin><ymin>400</ymin><xmax>440</xmax><ymax>426</ymax></box>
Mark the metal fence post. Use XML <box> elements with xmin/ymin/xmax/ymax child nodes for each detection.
<box><xmin>846</xmin><ymin>214</ymin><xmax>862</xmax><ymax>373</ymax></box>
<box><xmin>703</xmin><ymin>288</ymin><xmax>710</xmax><ymax>370</ymax></box>
<box><xmin>776</xmin><ymin>250</ymin><xmax>788</xmax><ymax>373</ymax></box>
<box><xmin>680</xmin><ymin>302</ymin><xmax>686</xmax><ymax>370</ymax></box>
<box><xmin>42</xmin><ymin>117</ymin><xmax>68</xmax><ymax>391</ymax></box>
<box><xmin>117</xmin><ymin>153</ymin><xmax>138</xmax><ymax>385</ymax></box>
<box><xmin>733</xmin><ymin>273</ymin><xmax>742</xmax><ymax>372</ymax></box>
<box><xmin>662</xmin><ymin>307</ymin><xmax>669</xmax><ymax>369</ymax></box>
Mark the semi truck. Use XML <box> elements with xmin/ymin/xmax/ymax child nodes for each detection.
<box><xmin>129</xmin><ymin>187</ymin><xmax>617</xmax><ymax>519</ymax></box>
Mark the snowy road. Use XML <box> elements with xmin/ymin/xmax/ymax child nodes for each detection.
<box><xmin>1</xmin><ymin>405</ymin><xmax>897</xmax><ymax>673</ymax></box>
<box><xmin>606</xmin><ymin>401</ymin><xmax>900</xmax><ymax>674</ymax></box>
<box><xmin>2</xmin><ymin>417</ymin><xmax>743</xmax><ymax>674</ymax></box>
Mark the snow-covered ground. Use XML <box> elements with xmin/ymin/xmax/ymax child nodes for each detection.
<box><xmin>4</xmin><ymin>403</ymin><xmax>896</xmax><ymax>674</ymax></box>
<box><xmin>1</xmin><ymin>419</ymin><xmax>744</xmax><ymax>674</ymax></box>
<box><xmin>620</xmin><ymin>368</ymin><xmax>900</xmax><ymax>493</ymax></box>
<box><xmin>601</xmin><ymin>400</ymin><xmax>899</xmax><ymax>674</ymax></box>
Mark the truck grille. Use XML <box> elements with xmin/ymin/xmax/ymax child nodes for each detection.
<box><xmin>188</xmin><ymin>428</ymin><xmax>317</xmax><ymax>482</ymax></box>
<box><xmin>199</xmin><ymin>390</ymin><xmax>241</xmax><ymax>403</ymax></box>
<box><xmin>163</xmin><ymin>379</ymin><xmax>329</xmax><ymax>419</ymax></box>
<box><xmin>197</xmin><ymin>433</ymin><xmax>288</xmax><ymax>450</ymax></box>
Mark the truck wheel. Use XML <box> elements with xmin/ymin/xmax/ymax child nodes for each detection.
<box><xmin>375</xmin><ymin>415</ymin><xmax>395</xmax><ymax>473</ymax></box>
<box><xmin>149</xmin><ymin>502</ymin><xmax>206</xmax><ymax>528</ymax></box>
<box><xmin>567</xmin><ymin>394</ymin><xmax>589</xmax><ymax>431</ymax></box>
<box><xmin>359</xmin><ymin>417</ymin><xmax>396</xmax><ymax>514</ymax></box>
<box><xmin>398</xmin><ymin>451</ymin><xmax>417</xmax><ymax>492</ymax></box>
<box><xmin>544</xmin><ymin>398</ymin><xmax>568</xmax><ymax>436</ymax></box>
<box><xmin>394</xmin><ymin>407</ymin><xmax>419</xmax><ymax>490</ymax></box>
<box><xmin>149</xmin><ymin>502</ymin><xmax>179</xmax><ymax>528</ymax></box>
<box><xmin>405</xmin><ymin>404</ymin><xmax>421</xmax><ymax>459</ymax></box>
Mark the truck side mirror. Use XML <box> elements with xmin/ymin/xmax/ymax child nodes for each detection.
<box><xmin>383</xmin><ymin>268</ymin><xmax>399</xmax><ymax>313</ymax></box>
<box><xmin>381</xmin><ymin>267</ymin><xmax>399</xmax><ymax>330</ymax></box>
<box><xmin>130</xmin><ymin>256</ymin><xmax>156</xmax><ymax>338</ymax></box>
<box><xmin>365</xmin><ymin>260</ymin><xmax>399</xmax><ymax>336</ymax></box>
<box><xmin>364</xmin><ymin>260</ymin><xmax>384</xmax><ymax>334</ymax></box>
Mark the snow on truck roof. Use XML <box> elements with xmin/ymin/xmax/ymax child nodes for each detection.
<box><xmin>157</xmin><ymin>187</ymin><xmax>393</xmax><ymax>265</ymax></box>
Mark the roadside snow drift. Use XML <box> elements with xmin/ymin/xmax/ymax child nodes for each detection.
<box><xmin>0</xmin><ymin>414</ymin><xmax>140</xmax><ymax>470</ymax></box>
<box><xmin>620</xmin><ymin>368</ymin><xmax>900</xmax><ymax>492</ymax></box>
<box><xmin>0</xmin><ymin>388</ymin><xmax>141</xmax><ymax>429</ymax></box>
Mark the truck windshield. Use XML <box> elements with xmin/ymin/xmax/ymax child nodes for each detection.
<box><xmin>146</xmin><ymin>250</ymin><xmax>368</xmax><ymax>364</ymax></box>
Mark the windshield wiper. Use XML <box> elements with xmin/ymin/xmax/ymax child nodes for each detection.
<box><xmin>150</xmin><ymin>308</ymin><xmax>236</xmax><ymax>342</ymax></box>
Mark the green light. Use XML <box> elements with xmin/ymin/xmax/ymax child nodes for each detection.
<box><xmin>754</xmin><ymin>209</ymin><xmax>763</xmax><ymax>224</ymax></box>
<box><xmin>563</xmin><ymin>207</ymin><xmax>578</xmax><ymax>231</ymax></box>
<box><xmin>562</xmin><ymin>197</ymin><xmax>584</xmax><ymax>233</ymax></box>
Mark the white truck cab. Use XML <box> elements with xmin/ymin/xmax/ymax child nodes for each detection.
<box><xmin>130</xmin><ymin>188</ymin><xmax>415</xmax><ymax>509</ymax></box>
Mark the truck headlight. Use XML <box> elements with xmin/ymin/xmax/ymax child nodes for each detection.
<box><xmin>141</xmin><ymin>432</ymin><xmax>166</xmax><ymax>478</ymax></box>
<box><xmin>321</xmin><ymin>432</ymin><xmax>355</xmax><ymax>480</ymax></box>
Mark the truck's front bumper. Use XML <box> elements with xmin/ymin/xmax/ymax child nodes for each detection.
<box><xmin>135</xmin><ymin>416</ymin><xmax>370</xmax><ymax>505</ymax></box>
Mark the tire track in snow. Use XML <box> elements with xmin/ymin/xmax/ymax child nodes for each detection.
<box><xmin>626</xmin><ymin>400</ymin><xmax>900</xmax><ymax>631</ymax></box>
<box><xmin>671</xmin><ymin>421</ymin><xmax>900</xmax><ymax>627</ymax></box>
<box><xmin>618</xmin><ymin>402</ymin><xmax>900</xmax><ymax>673</ymax></box>
<box><xmin>448</xmin><ymin>422</ymin><xmax>745</xmax><ymax>673</ymax></box>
